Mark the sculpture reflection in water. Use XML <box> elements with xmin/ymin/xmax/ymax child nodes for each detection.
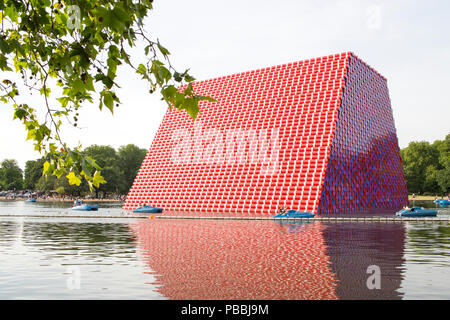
<box><xmin>131</xmin><ymin>219</ymin><xmax>406</xmax><ymax>300</ymax></box>
<box><xmin>322</xmin><ymin>222</ymin><xmax>406</xmax><ymax>300</ymax></box>
<box><xmin>131</xmin><ymin>220</ymin><xmax>337</xmax><ymax>299</ymax></box>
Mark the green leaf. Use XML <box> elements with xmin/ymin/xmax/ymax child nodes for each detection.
<box><xmin>173</xmin><ymin>71</ymin><xmax>182</xmax><ymax>82</ymax></box>
<box><xmin>66</xmin><ymin>172</ymin><xmax>82</xmax><ymax>186</ymax></box>
<box><xmin>81</xmin><ymin>159</ymin><xmax>91</xmax><ymax>177</ymax></box>
<box><xmin>4</xmin><ymin>5</ymin><xmax>18</xmax><ymax>22</ymax></box>
<box><xmin>184</xmin><ymin>98</ymin><xmax>200</xmax><ymax>120</ymax></box>
<box><xmin>112</xmin><ymin>7</ymin><xmax>131</xmax><ymax>23</ymax></box>
<box><xmin>144</xmin><ymin>45</ymin><xmax>151</xmax><ymax>56</ymax></box>
<box><xmin>161</xmin><ymin>85</ymin><xmax>178</xmax><ymax>100</ymax></box>
<box><xmin>95</xmin><ymin>74</ymin><xmax>114</xmax><ymax>89</ymax></box>
<box><xmin>157</xmin><ymin>41</ymin><xmax>170</xmax><ymax>56</ymax></box>
<box><xmin>39</xmin><ymin>87</ymin><xmax>51</xmax><ymax>97</ymax></box>
<box><xmin>85</xmin><ymin>76</ymin><xmax>95</xmax><ymax>91</ymax></box>
<box><xmin>13</xmin><ymin>108</ymin><xmax>27</xmax><ymax>120</ymax></box>
<box><xmin>201</xmin><ymin>96</ymin><xmax>217</xmax><ymax>103</ymax></box>
<box><xmin>157</xmin><ymin>66</ymin><xmax>171</xmax><ymax>83</ymax></box>
<box><xmin>184</xmin><ymin>74</ymin><xmax>196</xmax><ymax>82</ymax></box>
<box><xmin>49</xmin><ymin>143</ymin><xmax>58</xmax><ymax>153</ymax></box>
<box><xmin>43</xmin><ymin>161</ymin><xmax>53</xmax><ymax>176</ymax></box>
<box><xmin>137</xmin><ymin>64</ymin><xmax>147</xmax><ymax>76</ymax></box>
<box><xmin>26</xmin><ymin>129</ymin><xmax>36</xmax><ymax>141</ymax></box>
<box><xmin>103</xmin><ymin>91</ymin><xmax>114</xmax><ymax>114</ymax></box>
<box><xmin>0</xmin><ymin>55</ymin><xmax>11</xmax><ymax>71</ymax></box>
<box><xmin>184</xmin><ymin>83</ymin><xmax>194</xmax><ymax>96</ymax></box>
<box><xmin>57</xmin><ymin>97</ymin><xmax>70</xmax><ymax>108</ymax></box>
<box><xmin>85</xmin><ymin>156</ymin><xmax>102</xmax><ymax>170</ymax></box>
<box><xmin>174</xmin><ymin>92</ymin><xmax>185</xmax><ymax>109</ymax></box>
<box><xmin>187</xmin><ymin>105</ymin><xmax>199</xmax><ymax>120</ymax></box>
<box><xmin>92</xmin><ymin>171</ymin><xmax>106</xmax><ymax>188</ymax></box>
<box><xmin>0</xmin><ymin>37</ymin><xmax>11</xmax><ymax>53</ymax></box>
<box><xmin>54</xmin><ymin>168</ymin><xmax>65</xmax><ymax>179</ymax></box>
<box><xmin>71</xmin><ymin>78</ymin><xmax>85</xmax><ymax>94</ymax></box>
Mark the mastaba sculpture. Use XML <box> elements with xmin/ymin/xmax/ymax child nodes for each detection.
<box><xmin>124</xmin><ymin>52</ymin><xmax>408</xmax><ymax>214</ymax></box>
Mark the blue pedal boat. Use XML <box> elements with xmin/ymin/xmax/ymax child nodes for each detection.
<box><xmin>26</xmin><ymin>198</ymin><xmax>37</xmax><ymax>203</ymax></box>
<box><xmin>434</xmin><ymin>199</ymin><xmax>450</xmax><ymax>208</ymax></box>
<box><xmin>274</xmin><ymin>210</ymin><xmax>315</xmax><ymax>219</ymax></box>
<box><xmin>71</xmin><ymin>200</ymin><xmax>98</xmax><ymax>211</ymax></box>
<box><xmin>396</xmin><ymin>207</ymin><xmax>437</xmax><ymax>218</ymax></box>
<box><xmin>133</xmin><ymin>205</ymin><xmax>163</xmax><ymax>214</ymax></box>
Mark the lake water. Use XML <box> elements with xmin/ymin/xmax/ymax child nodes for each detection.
<box><xmin>0</xmin><ymin>200</ymin><xmax>449</xmax><ymax>300</ymax></box>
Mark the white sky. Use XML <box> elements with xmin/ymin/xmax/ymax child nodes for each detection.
<box><xmin>1</xmin><ymin>0</ymin><xmax>449</xmax><ymax>170</ymax></box>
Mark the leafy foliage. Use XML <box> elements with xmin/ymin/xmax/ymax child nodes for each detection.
<box><xmin>83</xmin><ymin>144</ymin><xmax>119</xmax><ymax>197</ymax></box>
<box><xmin>0</xmin><ymin>0</ymin><xmax>215</xmax><ymax>190</ymax></box>
<box><xmin>22</xmin><ymin>143</ymin><xmax>147</xmax><ymax>197</ymax></box>
<box><xmin>401</xmin><ymin>134</ymin><xmax>450</xmax><ymax>195</ymax></box>
<box><xmin>23</xmin><ymin>157</ymin><xmax>49</xmax><ymax>189</ymax></box>
<box><xmin>0</xmin><ymin>159</ymin><xmax>23</xmax><ymax>190</ymax></box>
<box><xmin>117</xmin><ymin>144</ymin><xmax>147</xmax><ymax>194</ymax></box>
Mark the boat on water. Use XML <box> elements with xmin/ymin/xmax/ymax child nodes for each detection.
<box><xmin>133</xmin><ymin>205</ymin><xmax>163</xmax><ymax>214</ymax></box>
<box><xmin>26</xmin><ymin>198</ymin><xmax>37</xmax><ymax>203</ymax></box>
<box><xmin>71</xmin><ymin>200</ymin><xmax>98</xmax><ymax>211</ymax></box>
<box><xmin>434</xmin><ymin>199</ymin><xmax>450</xmax><ymax>208</ymax></box>
<box><xmin>274</xmin><ymin>209</ymin><xmax>315</xmax><ymax>219</ymax></box>
<box><xmin>396</xmin><ymin>206</ymin><xmax>437</xmax><ymax>217</ymax></box>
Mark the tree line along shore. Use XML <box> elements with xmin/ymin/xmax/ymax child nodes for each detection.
<box><xmin>0</xmin><ymin>144</ymin><xmax>146</xmax><ymax>199</ymax></box>
<box><xmin>0</xmin><ymin>196</ymin><xmax>123</xmax><ymax>202</ymax></box>
<box><xmin>0</xmin><ymin>194</ymin><xmax>442</xmax><ymax>202</ymax></box>
<box><xmin>0</xmin><ymin>134</ymin><xmax>449</xmax><ymax>199</ymax></box>
<box><xmin>400</xmin><ymin>134</ymin><xmax>449</xmax><ymax>196</ymax></box>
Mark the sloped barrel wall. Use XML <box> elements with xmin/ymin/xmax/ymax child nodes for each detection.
<box><xmin>124</xmin><ymin>52</ymin><xmax>407</xmax><ymax>214</ymax></box>
<box><xmin>317</xmin><ymin>56</ymin><xmax>408</xmax><ymax>214</ymax></box>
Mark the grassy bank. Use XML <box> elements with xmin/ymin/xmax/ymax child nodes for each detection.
<box><xmin>409</xmin><ymin>195</ymin><xmax>449</xmax><ymax>201</ymax></box>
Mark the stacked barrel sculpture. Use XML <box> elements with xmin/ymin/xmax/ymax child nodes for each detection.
<box><xmin>124</xmin><ymin>52</ymin><xmax>408</xmax><ymax>214</ymax></box>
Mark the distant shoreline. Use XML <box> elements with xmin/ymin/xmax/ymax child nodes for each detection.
<box><xmin>409</xmin><ymin>195</ymin><xmax>448</xmax><ymax>201</ymax></box>
<box><xmin>1</xmin><ymin>195</ymin><xmax>446</xmax><ymax>202</ymax></box>
<box><xmin>0</xmin><ymin>196</ymin><xmax>123</xmax><ymax>203</ymax></box>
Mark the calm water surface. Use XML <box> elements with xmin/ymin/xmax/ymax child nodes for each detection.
<box><xmin>0</xmin><ymin>200</ymin><xmax>449</xmax><ymax>299</ymax></box>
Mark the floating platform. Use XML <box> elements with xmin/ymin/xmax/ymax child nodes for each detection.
<box><xmin>154</xmin><ymin>215</ymin><xmax>450</xmax><ymax>223</ymax></box>
<box><xmin>0</xmin><ymin>214</ymin><xmax>147</xmax><ymax>219</ymax></box>
<box><xmin>0</xmin><ymin>214</ymin><xmax>448</xmax><ymax>223</ymax></box>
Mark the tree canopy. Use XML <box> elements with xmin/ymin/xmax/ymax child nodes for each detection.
<box><xmin>0</xmin><ymin>159</ymin><xmax>23</xmax><ymax>190</ymax></box>
<box><xmin>401</xmin><ymin>134</ymin><xmax>450</xmax><ymax>195</ymax></box>
<box><xmin>21</xmin><ymin>143</ymin><xmax>147</xmax><ymax>197</ymax></box>
<box><xmin>24</xmin><ymin>157</ymin><xmax>46</xmax><ymax>189</ymax></box>
<box><xmin>117</xmin><ymin>144</ymin><xmax>147</xmax><ymax>194</ymax></box>
<box><xmin>0</xmin><ymin>1</ymin><xmax>214</xmax><ymax>190</ymax></box>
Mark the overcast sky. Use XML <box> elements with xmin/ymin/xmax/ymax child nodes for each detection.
<box><xmin>1</xmin><ymin>0</ymin><xmax>449</xmax><ymax>169</ymax></box>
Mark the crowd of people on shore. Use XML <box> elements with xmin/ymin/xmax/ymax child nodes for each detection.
<box><xmin>0</xmin><ymin>190</ymin><xmax>126</xmax><ymax>202</ymax></box>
